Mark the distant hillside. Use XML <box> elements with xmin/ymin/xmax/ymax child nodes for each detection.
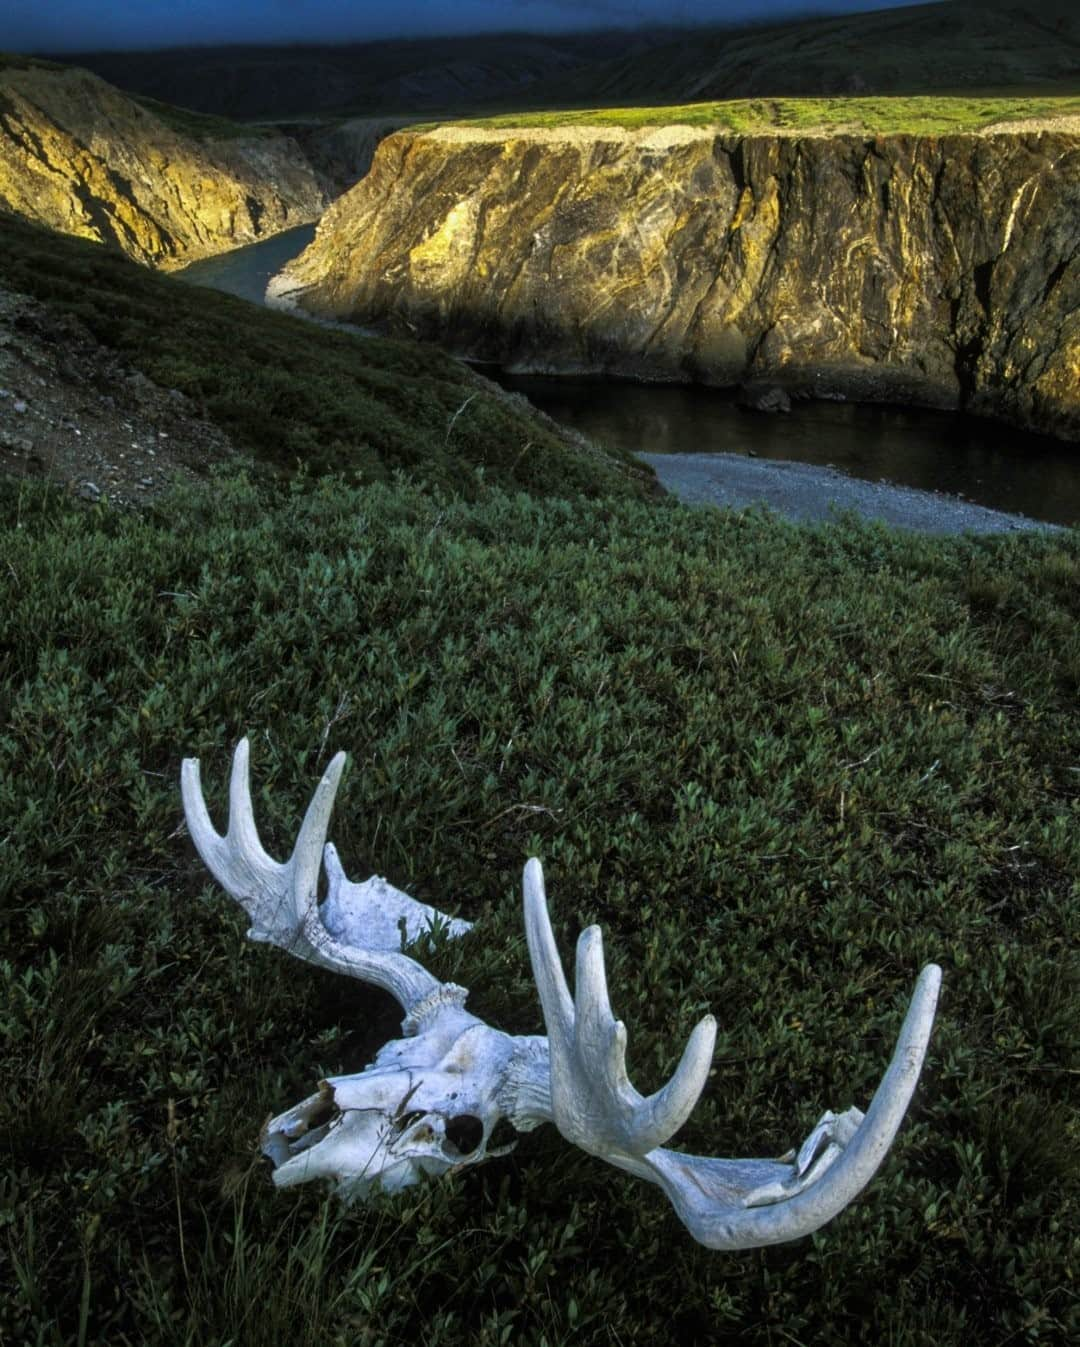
<box><xmin>56</xmin><ymin>31</ymin><xmax>657</xmax><ymax>122</ymax></box>
<box><xmin>548</xmin><ymin>0</ymin><xmax>1080</xmax><ymax>104</ymax></box>
<box><xmin>0</xmin><ymin>61</ymin><xmax>325</xmax><ymax>268</ymax></box>
<box><xmin>43</xmin><ymin>2</ymin><xmax>1080</xmax><ymax>128</ymax></box>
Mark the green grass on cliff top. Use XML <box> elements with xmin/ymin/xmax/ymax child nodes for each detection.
<box><xmin>129</xmin><ymin>92</ymin><xmax>276</xmax><ymax>141</ymax></box>
<box><xmin>0</xmin><ymin>51</ymin><xmax>68</xmax><ymax>74</ymax></box>
<box><xmin>441</xmin><ymin>92</ymin><xmax>1080</xmax><ymax>137</ymax></box>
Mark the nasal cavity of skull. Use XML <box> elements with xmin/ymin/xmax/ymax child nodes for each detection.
<box><xmin>307</xmin><ymin>1093</ymin><xmax>339</xmax><ymax>1131</ymax></box>
<box><xmin>272</xmin><ymin>1088</ymin><xmax>341</xmax><ymax>1164</ymax></box>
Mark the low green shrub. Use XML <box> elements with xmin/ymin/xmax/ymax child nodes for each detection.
<box><xmin>0</xmin><ymin>213</ymin><xmax>653</xmax><ymax>502</ymax></box>
<box><xmin>1</xmin><ymin>471</ymin><xmax>1077</xmax><ymax>1345</ymax></box>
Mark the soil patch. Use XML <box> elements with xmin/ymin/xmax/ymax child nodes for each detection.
<box><xmin>0</xmin><ymin>283</ymin><xmax>248</xmax><ymax>509</ymax></box>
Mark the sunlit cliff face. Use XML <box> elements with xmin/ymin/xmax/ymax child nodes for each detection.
<box><xmin>0</xmin><ymin>64</ymin><xmax>325</xmax><ymax>269</ymax></box>
<box><xmin>271</xmin><ymin>123</ymin><xmax>1080</xmax><ymax>443</ymax></box>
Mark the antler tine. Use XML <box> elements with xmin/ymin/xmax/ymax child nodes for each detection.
<box><xmin>524</xmin><ymin>859</ymin><xmax>717</xmax><ymax>1158</ymax></box>
<box><xmin>648</xmin><ymin>963</ymin><xmax>943</xmax><ymax>1249</ymax></box>
<box><xmin>181</xmin><ymin>737</ymin><xmax>286</xmax><ymax>918</ymax></box>
<box><xmin>181</xmin><ymin>737</ymin><xmax>345</xmax><ymax>946</ymax></box>
<box><xmin>522</xmin><ymin>858</ymin><xmax>941</xmax><ymax>1249</ymax></box>
<box><xmin>575</xmin><ymin>926</ymin><xmax>718</xmax><ymax>1154</ymax></box>
<box><xmin>181</xmin><ymin>739</ymin><xmax>460</xmax><ymax>1018</ymax></box>
<box><xmin>290</xmin><ymin>749</ymin><xmax>347</xmax><ymax>928</ymax></box>
<box><xmin>523</xmin><ymin>858</ymin><xmax>575</xmax><ymax>1041</ymax></box>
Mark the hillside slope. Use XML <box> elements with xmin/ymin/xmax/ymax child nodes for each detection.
<box><xmin>550</xmin><ymin>0</ymin><xmax>1080</xmax><ymax>103</ymax></box>
<box><xmin>0</xmin><ymin>60</ymin><xmax>326</xmax><ymax>268</ymax></box>
<box><xmin>56</xmin><ymin>2</ymin><xmax>1080</xmax><ymax>124</ymax></box>
<box><xmin>270</xmin><ymin>119</ymin><xmax>1080</xmax><ymax>443</ymax></box>
<box><xmin>57</xmin><ymin>32</ymin><xmax>654</xmax><ymax>122</ymax></box>
<box><xmin>0</xmin><ymin>212</ymin><xmax>654</xmax><ymax>500</ymax></box>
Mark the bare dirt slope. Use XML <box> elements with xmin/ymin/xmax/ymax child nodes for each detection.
<box><xmin>0</xmin><ymin>284</ymin><xmax>247</xmax><ymax>508</ymax></box>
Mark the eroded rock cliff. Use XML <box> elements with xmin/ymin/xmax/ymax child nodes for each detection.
<box><xmin>271</xmin><ymin>122</ymin><xmax>1080</xmax><ymax>442</ymax></box>
<box><xmin>0</xmin><ymin>63</ymin><xmax>326</xmax><ymax>269</ymax></box>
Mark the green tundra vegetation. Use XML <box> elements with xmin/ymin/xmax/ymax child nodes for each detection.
<box><xmin>126</xmin><ymin>94</ymin><xmax>277</xmax><ymax>142</ymax></box>
<box><xmin>448</xmin><ymin>92</ymin><xmax>1080</xmax><ymax>137</ymax></box>
<box><xmin>0</xmin><ymin>215</ymin><xmax>650</xmax><ymax>501</ymax></box>
<box><xmin>0</xmin><ymin>51</ymin><xmax>68</xmax><ymax>72</ymax></box>
<box><xmin>1</xmin><ymin>213</ymin><xmax>1078</xmax><ymax>1345</ymax></box>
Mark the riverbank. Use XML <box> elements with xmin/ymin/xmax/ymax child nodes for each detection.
<box><xmin>641</xmin><ymin>450</ymin><xmax>1059</xmax><ymax>535</ymax></box>
<box><xmin>490</xmin><ymin>371</ymin><xmax>1077</xmax><ymax>533</ymax></box>
<box><xmin>180</xmin><ymin>222</ymin><xmax>1074</xmax><ymax>536</ymax></box>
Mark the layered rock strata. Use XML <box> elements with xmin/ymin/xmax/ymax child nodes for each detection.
<box><xmin>0</xmin><ymin>64</ymin><xmax>326</xmax><ymax>269</ymax></box>
<box><xmin>271</xmin><ymin>123</ymin><xmax>1080</xmax><ymax>441</ymax></box>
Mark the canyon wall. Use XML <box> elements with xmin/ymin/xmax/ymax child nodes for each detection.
<box><xmin>271</xmin><ymin>122</ymin><xmax>1080</xmax><ymax>441</ymax></box>
<box><xmin>0</xmin><ymin>64</ymin><xmax>326</xmax><ymax>269</ymax></box>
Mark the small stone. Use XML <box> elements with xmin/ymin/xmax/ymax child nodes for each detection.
<box><xmin>0</xmin><ymin>429</ymin><xmax>34</xmax><ymax>453</ymax></box>
<box><xmin>139</xmin><ymin>476</ymin><xmax>154</xmax><ymax>486</ymax></box>
<box><xmin>126</xmin><ymin>371</ymin><xmax>156</xmax><ymax>403</ymax></box>
<box><xmin>13</xmin><ymin>399</ymin><xmax>28</xmax><ymax>414</ymax></box>
<box><xmin>75</xmin><ymin>480</ymin><xmax>102</xmax><ymax>501</ymax></box>
<box><xmin>739</xmin><ymin>384</ymin><xmax>792</xmax><ymax>414</ymax></box>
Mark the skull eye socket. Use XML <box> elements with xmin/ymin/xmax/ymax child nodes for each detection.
<box><xmin>444</xmin><ymin>1114</ymin><xmax>484</xmax><ymax>1156</ymax></box>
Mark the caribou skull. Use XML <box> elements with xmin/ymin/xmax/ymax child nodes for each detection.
<box><xmin>181</xmin><ymin>738</ymin><xmax>941</xmax><ymax>1250</ymax></box>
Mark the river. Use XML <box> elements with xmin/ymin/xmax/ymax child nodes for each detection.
<box><xmin>177</xmin><ymin>225</ymin><xmax>1078</xmax><ymax>528</ymax></box>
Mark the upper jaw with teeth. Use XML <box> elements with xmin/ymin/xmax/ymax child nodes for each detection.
<box><xmin>182</xmin><ymin>738</ymin><xmax>942</xmax><ymax>1251</ymax></box>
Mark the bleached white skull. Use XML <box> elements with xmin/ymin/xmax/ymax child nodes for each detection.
<box><xmin>182</xmin><ymin>740</ymin><xmax>941</xmax><ymax>1250</ymax></box>
<box><xmin>260</xmin><ymin>1012</ymin><xmax>526</xmax><ymax>1198</ymax></box>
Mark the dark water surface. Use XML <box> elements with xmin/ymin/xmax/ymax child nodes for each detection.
<box><xmin>175</xmin><ymin>223</ymin><xmax>317</xmax><ymax>305</ymax></box>
<box><xmin>491</xmin><ymin>373</ymin><xmax>1080</xmax><ymax>529</ymax></box>
<box><xmin>176</xmin><ymin>226</ymin><xmax>1079</xmax><ymax>527</ymax></box>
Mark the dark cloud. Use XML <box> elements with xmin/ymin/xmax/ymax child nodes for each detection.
<box><xmin>3</xmin><ymin>1</ymin><xmax>936</xmax><ymax>55</ymax></box>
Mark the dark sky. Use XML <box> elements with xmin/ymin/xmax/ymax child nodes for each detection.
<box><xmin>6</xmin><ymin>1</ymin><xmax>940</xmax><ymax>55</ymax></box>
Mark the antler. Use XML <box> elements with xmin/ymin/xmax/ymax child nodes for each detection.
<box><xmin>523</xmin><ymin>857</ymin><xmax>717</xmax><ymax>1158</ymax></box>
<box><xmin>523</xmin><ymin>859</ymin><xmax>941</xmax><ymax>1249</ymax></box>
<box><xmin>181</xmin><ymin>740</ymin><xmax>940</xmax><ymax>1249</ymax></box>
<box><xmin>180</xmin><ymin>738</ymin><xmax>470</xmax><ymax>1022</ymax></box>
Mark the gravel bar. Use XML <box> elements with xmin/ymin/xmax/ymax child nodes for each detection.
<box><xmin>640</xmin><ymin>450</ymin><xmax>1060</xmax><ymax>535</ymax></box>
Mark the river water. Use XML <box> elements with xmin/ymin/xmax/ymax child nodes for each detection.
<box><xmin>177</xmin><ymin>225</ymin><xmax>1079</xmax><ymax>528</ymax></box>
<box><xmin>176</xmin><ymin>223</ymin><xmax>319</xmax><ymax>306</ymax></box>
